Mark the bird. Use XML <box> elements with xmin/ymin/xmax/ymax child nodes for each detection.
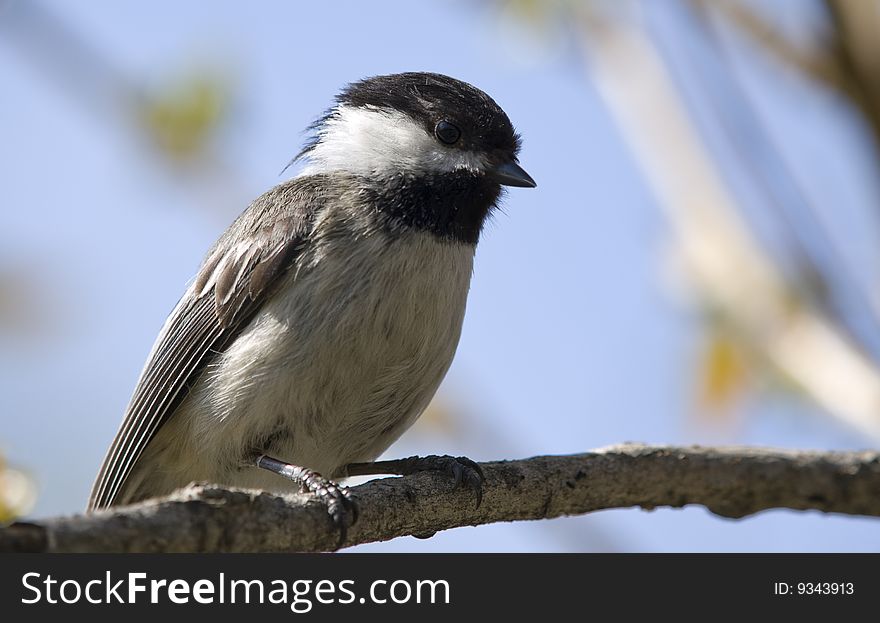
<box><xmin>88</xmin><ymin>72</ymin><xmax>535</xmax><ymax>537</ymax></box>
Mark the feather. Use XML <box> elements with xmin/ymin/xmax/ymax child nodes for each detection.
<box><xmin>88</xmin><ymin>179</ymin><xmax>317</xmax><ymax>510</ymax></box>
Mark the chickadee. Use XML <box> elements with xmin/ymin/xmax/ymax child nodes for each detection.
<box><xmin>88</xmin><ymin>72</ymin><xmax>535</xmax><ymax>535</ymax></box>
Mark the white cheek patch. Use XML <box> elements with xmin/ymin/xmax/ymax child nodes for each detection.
<box><xmin>298</xmin><ymin>105</ymin><xmax>487</xmax><ymax>178</ymax></box>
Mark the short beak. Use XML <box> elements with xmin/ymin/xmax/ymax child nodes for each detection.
<box><xmin>492</xmin><ymin>161</ymin><xmax>536</xmax><ymax>188</ymax></box>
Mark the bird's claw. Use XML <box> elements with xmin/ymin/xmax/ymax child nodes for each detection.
<box><xmin>405</xmin><ymin>454</ymin><xmax>485</xmax><ymax>509</ymax></box>
<box><xmin>299</xmin><ymin>470</ymin><xmax>358</xmax><ymax>547</ymax></box>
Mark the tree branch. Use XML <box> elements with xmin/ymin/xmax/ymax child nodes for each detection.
<box><xmin>699</xmin><ymin>0</ymin><xmax>846</xmax><ymax>93</ymax></box>
<box><xmin>2</xmin><ymin>443</ymin><xmax>878</xmax><ymax>553</ymax></box>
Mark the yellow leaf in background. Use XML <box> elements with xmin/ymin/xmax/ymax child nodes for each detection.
<box><xmin>0</xmin><ymin>455</ymin><xmax>38</xmax><ymax>524</ymax></box>
<box><xmin>504</xmin><ymin>0</ymin><xmax>547</xmax><ymax>19</ymax></box>
<box><xmin>696</xmin><ymin>327</ymin><xmax>751</xmax><ymax>415</ymax></box>
<box><xmin>137</xmin><ymin>72</ymin><xmax>231</xmax><ymax>162</ymax></box>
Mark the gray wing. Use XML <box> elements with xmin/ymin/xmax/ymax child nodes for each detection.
<box><xmin>89</xmin><ymin>181</ymin><xmax>319</xmax><ymax>510</ymax></box>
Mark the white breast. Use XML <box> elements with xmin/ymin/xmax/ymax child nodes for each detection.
<box><xmin>124</xmin><ymin>212</ymin><xmax>475</xmax><ymax>500</ymax></box>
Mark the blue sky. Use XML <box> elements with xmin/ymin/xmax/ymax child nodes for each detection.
<box><xmin>1</xmin><ymin>0</ymin><xmax>878</xmax><ymax>551</ymax></box>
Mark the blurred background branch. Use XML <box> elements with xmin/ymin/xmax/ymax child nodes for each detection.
<box><xmin>499</xmin><ymin>0</ymin><xmax>880</xmax><ymax>440</ymax></box>
<box><xmin>824</xmin><ymin>0</ymin><xmax>880</xmax><ymax>150</ymax></box>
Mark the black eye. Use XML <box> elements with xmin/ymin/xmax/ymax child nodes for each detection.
<box><xmin>434</xmin><ymin>120</ymin><xmax>461</xmax><ymax>145</ymax></box>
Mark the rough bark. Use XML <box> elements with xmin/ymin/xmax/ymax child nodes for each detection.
<box><xmin>2</xmin><ymin>443</ymin><xmax>878</xmax><ymax>553</ymax></box>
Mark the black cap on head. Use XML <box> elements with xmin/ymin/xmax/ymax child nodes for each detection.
<box><xmin>336</xmin><ymin>72</ymin><xmax>522</xmax><ymax>164</ymax></box>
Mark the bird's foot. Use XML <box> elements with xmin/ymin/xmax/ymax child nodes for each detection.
<box><xmin>256</xmin><ymin>455</ymin><xmax>357</xmax><ymax>547</ymax></box>
<box><xmin>347</xmin><ymin>454</ymin><xmax>485</xmax><ymax>509</ymax></box>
